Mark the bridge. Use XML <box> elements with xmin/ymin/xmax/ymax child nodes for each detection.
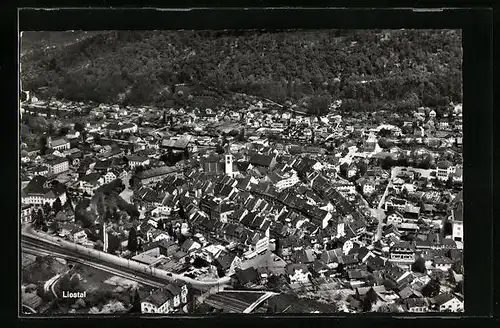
<box><xmin>201</xmin><ymin>290</ymin><xmax>278</xmax><ymax>313</ymax></box>
<box><xmin>242</xmin><ymin>291</ymin><xmax>277</xmax><ymax>313</ymax></box>
<box><xmin>21</xmin><ymin>304</ymin><xmax>37</xmax><ymax>314</ymax></box>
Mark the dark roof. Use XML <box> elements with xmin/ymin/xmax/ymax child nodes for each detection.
<box><xmin>452</xmin><ymin>203</ymin><xmax>463</xmax><ymax>222</ymax></box>
<box><xmin>294</xmin><ymin>249</ymin><xmax>316</xmax><ymax>264</ymax></box>
<box><xmin>164</xmin><ymin>283</ymin><xmax>181</xmax><ymax>297</ymax></box>
<box><xmin>310</xmin><ymin>260</ymin><xmax>329</xmax><ymax>273</ymax></box>
<box><xmin>236</xmin><ymin>267</ymin><xmax>260</xmax><ymax>285</ymax></box>
<box><xmin>437</xmin><ymin>160</ymin><xmax>453</xmax><ymax>169</ymax></box>
<box><xmin>81</xmin><ymin>172</ymin><xmax>102</xmax><ymax>184</ymax></box>
<box><xmin>23</xmin><ymin>175</ymin><xmax>65</xmax><ymax>197</ymax></box>
<box><xmin>161</xmin><ymin>137</ymin><xmax>191</xmax><ymax>149</ymax></box>
<box><xmin>392</xmin><ymin>241</ymin><xmax>415</xmax><ymax>250</ymax></box>
<box><xmin>249</xmin><ymin>154</ymin><xmax>274</xmax><ymax>167</ymax></box>
<box><xmin>405</xmin><ymin>298</ymin><xmax>428</xmax><ymax>308</ymax></box>
<box><xmin>107</xmin><ymin>122</ymin><xmax>136</xmax><ymax>131</ymax></box>
<box><xmin>46</xmin><ymin>156</ymin><xmax>69</xmax><ymax>166</ymax></box>
<box><xmin>215</xmin><ymin>251</ymin><xmax>237</xmax><ymax>271</ymax></box>
<box><xmin>143</xmin><ymin>289</ymin><xmax>173</xmax><ymax>307</ymax></box>
<box><xmin>137</xmin><ymin>166</ymin><xmax>178</xmax><ymax>179</ymax></box>
<box><xmin>347</xmin><ymin>269</ymin><xmax>367</xmax><ymax>280</ymax></box>
<box><xmin>51</xmin><ymin>137</ymin><xmax>69</xmax><ymax>147</ymax></box>
<box><xmin>94</xmin><ymin>159</ymin><xmax>113</xmax><ymax>170</ymax></box>
<box><xmin>366</xmin><ymin>255</ymin><xmax>385</xmax><ymax>269</ymax></box>
<box><xmin>340</xmin><ymin>254</ymin><xmax>359</xmax><ymax>265</ymax></box>
<box><xmin>432</xmin><ymin>293</ymin><xmax>461</xmax><ymax>306</ymax></box>
<box><xmin>127</xmin><ymin>155</ymin><xmax>149</xmax><ymax>163</ymax></box>
<box><xmin>23</xmin><ymin>175</ymin><xmax>48</xmax><ymax>194</ymax></box>
<box><xmin>356</xmin><ymin>247</ymin><xmax>371</xmax><ymax>261</ymax></box>
<box><xmin>142</xmin><ymin>239</ymin><xmax>176</xmax><ymax>252</ymax></box>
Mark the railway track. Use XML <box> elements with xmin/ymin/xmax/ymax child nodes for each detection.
<box><xmin>22</xmin><ymin>238</ymin><xmax>168</xmax><ymax>289</ymax></box>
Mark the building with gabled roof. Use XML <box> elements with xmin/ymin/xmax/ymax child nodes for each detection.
<box><xmin>22</xmin><ymin>175</ymin><xmax>67</xmax><ymax>207</ymax></box>
<box><xmin>79</xmin><ymin>172</ymin><xmax>104</xmax><ymax>195</ymax></box>
<box><xmin>141</xmin><ymin>281</ymin><xmax>188</xmax><ymax>314</ymax></box>
<box><xmin>249</xmin><ymin>153</ymin><xmax>277</xmax><ymax>169</ymax></box>
<box><xmin>430</xmin><ymin>293</ymin><xmax>463</xmax><ymax>312</ymax></box>
<box><xmin>44</xmin><ymin>156</ymin><xmax>69</xmax><ymax>174</ymax></box>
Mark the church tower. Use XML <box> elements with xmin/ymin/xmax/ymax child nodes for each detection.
<box><xmin>46</xmin><ymin>136</ymin><xmax>52</xmax><ymax>149</ymax></box>
<box><xmin>224</xmin><ymin>144</ymin><xmax>233</xmax><ymax>177</ymax></box>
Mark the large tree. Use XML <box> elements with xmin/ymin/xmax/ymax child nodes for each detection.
<box><xmin>129</xmin><ymin>288</ymin><xmax>142</xmax><ymax>313</ymax></box>
<box><xmin>421</xmin><ymin>278</ymin><xmax>441</xmax><ymax>298</ymax></box>
<box><xmin>127</xmin><ymin>227</ymin><xmax>138</xmax><ymax>253</ymax></box>
<box><xmin>178</xmin><ymin>202</ymin><xmax>186</xmax><ymax>221</ymax></box>
<box><xmin>237</xmin><ymin>128</ymin><xmax>246</xmax><ymax>141</ymax></box>
<box><xmin>74</xmin><ymin>122</ymin><xmax>85</xmax><ymax>132</ymax></box>
<box><xmin>411</xmin><ymin>257</ymin><xmax>426</xmax><ymax>273</ymax></box>
<box><xmin>49</xmin><ymin>220</ymin><xmax>60</xmax><ymax>233</ymax></box>
<box><xmin>52</xmin><ymin>197</ymin><xmax>63</xmax><ymax>214</ymax></box>
<box><xmin>34</xmin><ymin>208</ymin><xmax>45</xmax><ymax>228</ymax></box>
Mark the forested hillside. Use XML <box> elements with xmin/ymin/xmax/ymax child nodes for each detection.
<box><xmin>21</xmin><ymin>31</ymin><xmax>100</xmax><ymax>57</ymax></box>
<box><xmin>21</xmin><ymin>29</ymin><xmax>462</xmax><ymax>112</ymax></box>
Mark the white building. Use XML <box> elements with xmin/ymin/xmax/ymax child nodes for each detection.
<box><xmin>363</xmin><ymin>182</ymin><xmax>375</xmax><ymax>195</ymax></box>
<box><xmin>386</xmin><ymin>212</ymin><xmax>403</xmax><ymax>226</ymax></box>
<box><xmin>253</xmin><ymin>228</ymin><xmax>270</xmax><ymax>254</ymax></box>
<box><xmin>71</xmin><ymin>229</ymin><xmax>88</xmax><ymax>244</ymax></box>
<box><xmin>432</xmin><ymin>294</ymin><xmax>463</xmax><ymax>312</ymax></box>
<box><xmin>151</xmin><ymin>206</ymin><xmax>173</xmax><ymax>217</ymax></box>
<box><xmin>141</xmin><ymin>283</ymin><xmax>188</xmax><ymax>314</ymax></box>
<box><xmin>22</xmin><ymin>189</ymin><xmax>67</xmax><ymax>207</ymax></box>
<box><xmin>273</xmin><ymin>173</ymin><xmax>300</xmax><ymax>191</ymax></box>
<box><xmin>108</xmin><ymin>122</ymin><xmax>138</xmax><ymax>135</ymax></box>
<box><xmin>225</xmin><ymin>152</ymin><xmax>233</xmax><ymax>177</ymax></box>
<box><xmin>45</xmin><ymin>157</ymin><xmax>69</xmax><ymax>174</ymax></box>
<box><xmin>47</xmin><ymin>137</ymin><xmax>71</xmax><ymax>151</ymax></box>
<box><xmin>103</xmin><ymin>171</ymin><xmax>117</xmax><ymax>184</ymax></box>
<box><xmin>79</xmin><ymin>173</ymin><xmax>105</xmax><ymax>196</ymax></box>
<box><xmin>128</xmin><ymin>155</ymin><xmax>150</xmax><ymax>169</ymax></box>
<box><xmin>435</xmin><ymin>161</ymin><xmax>456</xmax><ymax>181</ymax></box>
<box><xmin>343</xmin><ymin>240</ymin><xmax>354</xmax><ymax>255</ymax></box>
<box><xmin>332</xmin><ymin>182</ymin><xmax>356</xmax><ymax>195</ymax></box>
<box><xmin>21</xmin><ymin>204</ymin><xmax>34</xmax><ymax>224</ymax></box>
<box><xmin>450</xmin><ymin>194</ymin><xmax>463</xmax><ymax>243</ymax></box>
<box><xmin>433</xmin><ymin>257</ymin><xmax>454</xmax><ymax>271</ymax></box>
<box><xmin>286</xmin><ymin>264</ymin><xmax>311</xmax><ymax>284</ymax></box>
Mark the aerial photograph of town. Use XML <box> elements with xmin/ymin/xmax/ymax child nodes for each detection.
<box><xmin>20</xmin><ymin>29</ymin><xmax>463</xmax><ymax>315</ymax></box>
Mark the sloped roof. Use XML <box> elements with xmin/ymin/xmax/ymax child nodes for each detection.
<box><xmin>81</xmin><ymin>172</ymin><xmax>102</xmax><ymax>184</ymax></box>
<box><xmin>51</xmin><ymin>138</ymin><xmax>69</xmax><ymax>147</ymax></box>
<box><xmin>249</xmin><ymin>153</ymin><xmax>274</xmax><ymax>167</ymax></box>
<box><xmin>161</xmin><ymin>136</ymin><xmax>192</xmax><ymax>149</ymax></box>
<box><xmin>127</xmin><ymin>155</ymin><xmax>149</xmax><ymax>163</ymax></box>
<box><xmin>432</xmin><ymin>293</ymin><xmax>461</xmax><ymax>306</ymax></box>
<box><xmin>46</xmin><ymin>156</ymin><xmax>69</xmax><ymax>166</ymax></box>
<box><xmin>143</xmin><ymin>289</ymin><xmax>174</xmax><ymax>307</ymax></box>
<box><xmin>437</xmin><ymin>160</ymin><xmax>453</xmax><ymax>169</ymax></box>
<box><xmin>137</xmin><ymin>166</ymin><xmax>178</xmax><ymax>179</ymax></box>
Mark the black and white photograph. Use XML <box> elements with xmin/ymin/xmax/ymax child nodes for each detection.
<box><xmin>20</xmin><ymin>28</ymin><xmax>464</xmax><ymax>315</ymax></box>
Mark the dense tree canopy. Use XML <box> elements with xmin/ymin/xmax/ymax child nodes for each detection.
<box><xmin>22</xmin><ymin>30</ymin><xmax>462</xmax><ymax>112</ymax></box>
<box><xmin>411</xmin><ymin>257</ymin><xmax>426</xmax><ymax>273</ymax></box>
